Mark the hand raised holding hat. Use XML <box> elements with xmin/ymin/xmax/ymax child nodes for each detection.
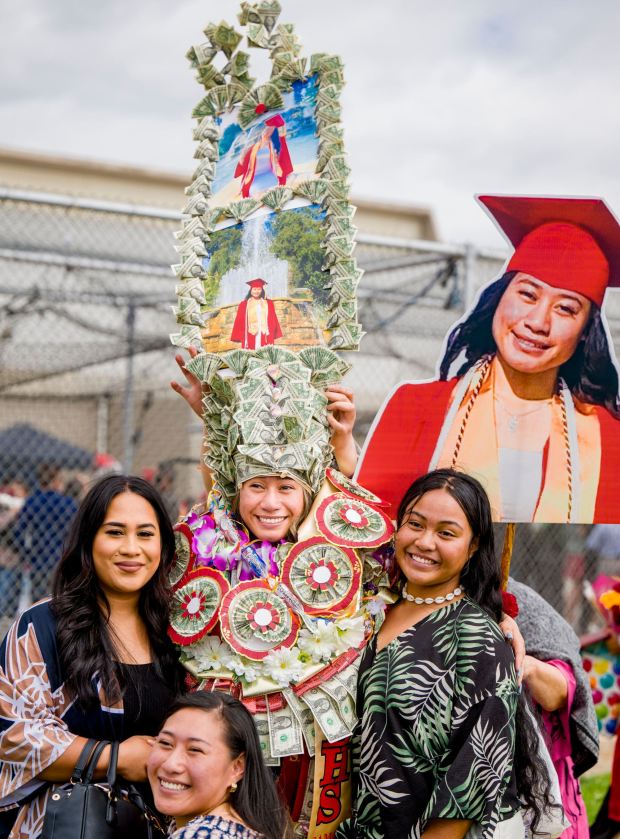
<box><xmin>326</xmin><ymin>384</ymin><xmax>357</xmax><ymax>477</ymax></box>
<box><xmin>171</xmin><ymin>347</ymin><xmax>214</xmax><ymax>492</ymax></box>
<box><xmin>171</xmin><ymin>346</ymin><xmax>207</xmax><ymax>418</ymax></box>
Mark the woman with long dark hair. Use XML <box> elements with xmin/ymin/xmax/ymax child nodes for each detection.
<box><xmin>148</xmin><ymin>691</ymin><xmax>292</xmax><ymax>839</ymax></box>
<box><xmin>356</xmin><ymin>195</ymin><xmax>620</xmax><ymax>524</ymax></box>
<box><xmin>0</xmin><ymin>474</ymin><xmax>184</xmax><ymax>838</ymax></box>
<box><xmin>337</xmin><ymin>469</ymin><xmax>553</xmax><ymax>839</ymax></box>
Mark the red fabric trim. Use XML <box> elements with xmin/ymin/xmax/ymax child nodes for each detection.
<box><xmin>610</xmin><ymin>734</ymin><xmax>620</xmax><ymax>819</ymax></box>
<box><xmin>293</xmin><ymin>646</ymin><xmax>362</xmax><ymax>696</ymax></box>
<box><xmin>241</xmin><ymin>692</ymin><xmax>286</xmax><ymax>713</ymax></box>
<box><xmin>230</xmin><ymin>298</ymin><xmax>247</xmax><ymax>343</ymax></box>
<box><xmin>275</xmin><ymin>134</ymin><xmax>293</xmax><ymax>182</ymax></box>
<box><xmin>277</xmin><ymin>752</ymin><xmax>312</xmax><ymax>820</ymax></box>
<box><xmin>594</xmin><ymin>406</ymin><xmax>620</xmax><ymax>522</ymax></box>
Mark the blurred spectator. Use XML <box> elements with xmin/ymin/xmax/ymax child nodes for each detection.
<box><xmin>561</xmin><ymin>525</ymin><xmax>589</xmax><ymax>631</ymax></box>
<box><xmin>0</xmin><ymin>481</ymin><xmax>27</xmax><ymax>618</ymax></box>
<box><xmin>585</xmin><ymin>525</ymin><xmax>620</xmax><ymax>578</ymax></box>
<box><xmin>509</xmin><ymin>578</ymin><xmax>598</xmax><ymax>839</ymax></box>
<box><xmin>63</xmin><ymin>474</ymin><xmax>89</xmax><ymax>504</ymax></box>
<box><xmin>92</xmin><ymin>452</ymin><xmax>122</xmax><ymax>480</ymax></box>
<box><xmin>11</xmin><ymin>464</ymin><xmax>78</xmax><ymax>603</ymax></box>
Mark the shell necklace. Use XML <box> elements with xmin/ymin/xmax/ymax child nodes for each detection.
<box><xmin>401</xmin><ymin>583</ymin><xmax>463</xmax><ymax>605</ymax></box>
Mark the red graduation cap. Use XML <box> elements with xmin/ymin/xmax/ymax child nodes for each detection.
<box><xmin>246</xmin><ymin>278</ymin><xmax>268</xmax><ymax>288</ymax></box>
<box><xmin>477</xmin><ymin>195</ymin><xmax>620</xmax><ymax>307</ymax></box>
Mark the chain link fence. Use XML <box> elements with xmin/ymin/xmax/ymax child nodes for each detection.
<box><xmin>1</xmin><ymin>188</ymin><xmax>619</xmax><ymax>632</ymax></box>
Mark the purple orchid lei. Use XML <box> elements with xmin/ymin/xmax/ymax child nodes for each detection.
<box><xmin>186</xmin><ymin>503</ymin><xmax>280</xmax><ymax>581</ymax></box>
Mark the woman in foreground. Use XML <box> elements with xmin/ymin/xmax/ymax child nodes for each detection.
<box><xmin>148</xmin><ymin>691</ymin><xmax>292</xmax><ymax>839</ymax></box>
<box><xmin>338</xmin><ymin>469</ymin><xmax>550</xmax><ymax>839</ymax></box>
<box><xmin>0</xmin><ymin>475</ymin><xmax>184</xmax><ymax>838</ymax></box>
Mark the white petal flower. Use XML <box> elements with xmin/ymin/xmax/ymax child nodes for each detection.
<box><xmin>262</xmin><ymin>647</ymin><xmax>304</xmax><ymax>686</ymax></box>
<box><xmin>226</xmin><ymin>656</ymin><xmax>259</xmax><ymax>684</ymax></box>
<box><xmin>367</xmin><ymin>597</ymin><xmax>387</xmax><ymax>617</ymax></box>
<box><xmin>190</xmin><ymin>636</ymin><xmax>232</xmax><ymax>671</ymax></box>
<box><xmin>297</xmin><ymin>619</ymin><xmax>339</xmax><ymax>662</ymax></box>
<box><xmin>336</xmin><ymin>616</ymin><xmax>366</xmax><ymax>651</ymax></box>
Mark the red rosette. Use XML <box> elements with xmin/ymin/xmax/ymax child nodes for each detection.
<box><xmin>168</xmin><ymin>566</ymin><xmax>229</xmax><ymax>646</ymax></box>
<box><xmin>501</xmin><ymin>591</ymin><xmax>519</xmax><ymax>619</ymax></box>
<box><xmin>315</xmin><ymin>493</ymin><xmax>394</xmax><ymax>549</ymax></box>
<box><xmin>170</xmin><ymin>522</ymin><xmax>195</xmax><ymax>586</ymax></box>
<box><xmin>280</xmin><ymin>536</ymin><xmax>362</xmax><ymax>616</ymax></box>
<box><xmin>219</xmin><ymin>580</ymin><xmax>300</xmax><ymax>661</ymax></box>
<box><xmin>325</xmin><ymin>467</ymin><xmax>390</xmax><ymax>509</ymax></box>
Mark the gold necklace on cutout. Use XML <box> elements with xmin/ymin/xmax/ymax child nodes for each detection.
<box><xmin>448</xmin><ymin>355</ymin><xmax>574</xmax><ymax>523</ymax></box>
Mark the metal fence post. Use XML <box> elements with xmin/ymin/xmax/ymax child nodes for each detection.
<box><xmin>463</xmin><ymin>242</ymin><xmax>477</xmax><ymax>310</ymax></box>
<box><xmin>122</xmin><ymin>300</ymin><xmax>136</xmax><ymax>473</ymax></box>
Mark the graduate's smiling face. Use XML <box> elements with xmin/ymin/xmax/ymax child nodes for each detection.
<box><xmin>491</xmin><ymin>273</ymin><xmax>591</xmax><ymax>377</ymax></box>
<box><xmin>237</xmin><ymin>476</ymin><xmax>306</xmax><ymax>542</ymax></box>
<box><xmin>249</xmin><ymin>286</ymin><xmax>263</xmax><ymax>298</ymax></box>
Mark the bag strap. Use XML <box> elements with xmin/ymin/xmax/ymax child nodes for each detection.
<box><xmin>82</xmin><ymin>740</ymin><xmax>112</xmax><ymax>784</ymax></box>
<box><xmin>70</xmin><ymin>739</ymin><xmax>99</xmax><ymax>784</ymax></box>
<box><xmin>106</xmin><ymin>741</ymin><xmax>119</xmax><ymax>788</ymax></box>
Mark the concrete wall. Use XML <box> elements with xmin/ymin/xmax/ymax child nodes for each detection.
<box><xmin>0</xmin><ymin>147</ymin><xmax>438</xmax><ymax>240</ymax></box>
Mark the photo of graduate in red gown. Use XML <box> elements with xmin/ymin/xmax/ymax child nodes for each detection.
<box><xmin>230</xmin><ymin>279</ymin><xmax>283</xmax><ymax>349</ymax></box>
<box><xmin>234</xmin><ymin>115</ymin><xmax>294</xmax><ymax>199</ymax></box>
<box><xmin>209</xmin><ymin>76</ymin><xmax>319</xmax><ymax>208</ymax></box>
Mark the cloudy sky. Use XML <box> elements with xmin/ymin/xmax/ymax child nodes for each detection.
<box><xmin>2</xmin><ymin>0</ymin><xmax>619</xmax><ymax>246</ymax></box>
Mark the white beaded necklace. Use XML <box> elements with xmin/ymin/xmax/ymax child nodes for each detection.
<box><xmin>401</xmin><ymin>583</ymin><xmax>463</xmax><ymax>605</ymax></box>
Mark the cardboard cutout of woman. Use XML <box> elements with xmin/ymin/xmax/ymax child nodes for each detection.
<box><xmin>234</xmin><ymin>114</ymin><xmax>293</xmax><ymax>199</ymax></box>
<box><xmin>230</xmin><ymin>278</ymin><xmax>283</xmax><ymax>349</ymax></box>
<box><xmin>356</xmin><ymin>196</ymin><xmax>620</xmax><ymax>524</ymax></box>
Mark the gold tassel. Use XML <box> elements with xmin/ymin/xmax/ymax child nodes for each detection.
<box><xmin>500</xmin><ymin>523</ymin><xmax>516</xmax><ymax>591</ymax></box>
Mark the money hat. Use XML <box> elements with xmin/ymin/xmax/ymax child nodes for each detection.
<box><xmin>171</xmin><ymin>1</ymin><xmax>364</xmax><ymax>501</ymax></box>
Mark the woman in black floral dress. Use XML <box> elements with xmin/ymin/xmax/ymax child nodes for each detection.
<box><xmin>339</xmin><ymin>469</ymin><xmax>552</xmax><ymax>839</ymax></box>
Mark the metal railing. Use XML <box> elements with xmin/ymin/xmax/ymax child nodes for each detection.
<box><xmin>0</xmin><ymin>188</ymin><xmax>618</xmax><ymax>630</ymax></box>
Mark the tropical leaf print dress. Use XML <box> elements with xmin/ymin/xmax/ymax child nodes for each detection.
<box><xmin>339</xmin><ymin>597</ymin><xmax>520</xmax><ymax>839</ymax></box>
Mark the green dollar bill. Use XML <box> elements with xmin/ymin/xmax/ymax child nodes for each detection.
<box><xmin>253</xmin><ymin>712</ymin><xmax>280</xmax><ymax>766</ymax></box>
<box><xmin>282</xmin><ymin>689</ymin><xmax>316</xmax><ymax>756</ymax></box>
<box><xmin>301</xmin><ymin>686</ymin><xmax>351</xmax><ymax>742</ymax></box>
<box><xmin>192</xmin><ymin>116</ymin><xmax>219</xmax><ymax>142</ymax></box>
<box><xmin>266</xmin><ymin>703</ymin><xmax>304</xmax><ymax>758</ymax></box>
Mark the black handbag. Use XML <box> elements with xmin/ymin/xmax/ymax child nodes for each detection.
<box><xmin>40</xmin><ymin>739</ymin><xmax>166</xmax><ymax>839</ymax></box>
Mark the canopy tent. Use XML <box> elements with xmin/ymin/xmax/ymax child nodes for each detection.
<box><xmin>0</xmin><ymin>423</ymin><xmax>93</xmax><ymax>486</ymax></box>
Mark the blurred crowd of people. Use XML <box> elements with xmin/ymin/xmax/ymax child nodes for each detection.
<box><xmin>0</xmin><ymin>455</ymin><xmax>203</xmax><ymax>621</ymax></box>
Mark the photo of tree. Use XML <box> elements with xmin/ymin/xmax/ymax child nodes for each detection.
<box><xmin>199</xmin><ymin>205</ymin><xmax>328</xmax><ymax>352</ymax></box>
